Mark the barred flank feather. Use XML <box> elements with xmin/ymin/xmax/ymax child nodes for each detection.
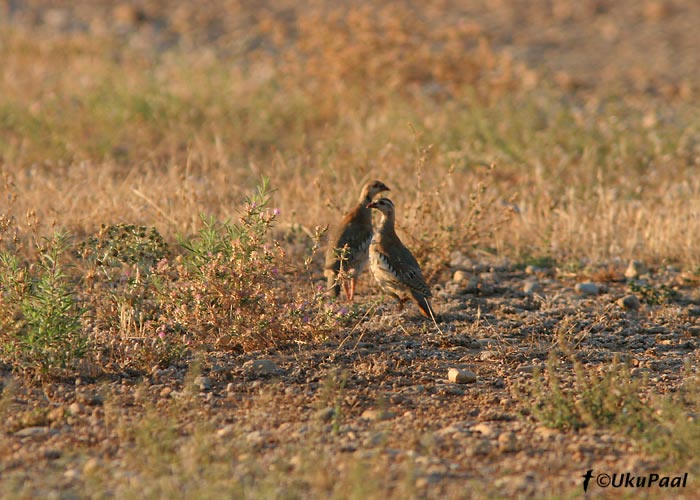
<box><xmin>368</xmin><ymin>198</ymin><xmax>435</xmax><ymax>318</ymax></box>
<box><xmin>324</xmin><ymin>180</ymin><xmax>390</xmax><ymax>300</ymax></box>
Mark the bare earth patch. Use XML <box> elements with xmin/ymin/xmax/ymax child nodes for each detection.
<box><xmin>1</xmin><ymin>1</ymin><xmax>700</xmax><ymax>498</ymax></box>
<box><xmin>2</xmin><ymin>262</ymin><xmax>700</xmax><ymax>498</ymax></box>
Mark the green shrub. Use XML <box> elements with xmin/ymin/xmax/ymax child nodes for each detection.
<box><xmin>0</xmin><ymin>231</ymin><xmax>86</xmax><ymax>376</ymax></box>
<box><xmin>519</xmin><ymin>331</ymin><xmax>651</xmax><ymax>432</ymax></box>
<box><xmin>155</xmin><ymin>177</ymin><xmax>332</xmax><ymax>351</ymax></box>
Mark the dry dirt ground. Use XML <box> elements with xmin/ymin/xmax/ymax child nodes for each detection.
<box><xmin>3</xmin><ymin>263</ymin><xmax>700</xmax><ymax>498</ymax></box>
<box><xmin>2</xmin><ymin>1</ymin><xmax>700</xmax><ymax>498</ymax></box>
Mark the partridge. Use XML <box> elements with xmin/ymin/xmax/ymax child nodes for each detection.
<box><xmin>367</xmin><ymin>198</ymin><xmax>434</xmax><ymax>318</ymax></box>
<box><xmin>324</xmin><ymin>180</ymin><xmax>390</xmax><ymax>300</ymax></box>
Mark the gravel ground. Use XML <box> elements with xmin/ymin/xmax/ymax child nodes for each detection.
<box><xmin>2</xmin><ymin>1</ymin><xmax>700</xmax><ymax>498</ymax></box>
<box><xmin>2</xmin><ymin>259</ymin><xmax>700</xmax><ymax>497</ymax></box>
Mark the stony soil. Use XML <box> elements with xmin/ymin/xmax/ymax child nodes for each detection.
<box><xmin>3</xmin><ymin>258</ymin><xmax>700</xmax><ymax>497</ymax></box>
<box><xmin>2</xmin><ymin>1</ymin><xmax>700</xmax><ymax>498</ymax></box>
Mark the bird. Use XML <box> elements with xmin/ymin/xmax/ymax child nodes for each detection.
<box><xmin>367</xmin><ymin>197</ymin><xmax>435</xmax><ymax>318</ymax></box>
<box><xmin>324</xmin><ymin>180</ymin><xmax>391</xmax><ymax>301</ymax></box>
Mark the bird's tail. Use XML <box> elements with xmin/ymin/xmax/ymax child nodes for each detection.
<box><xmin>413</xmin><ymin>292</ymin><xmax>435</xmax><ymax>319</ymax></box>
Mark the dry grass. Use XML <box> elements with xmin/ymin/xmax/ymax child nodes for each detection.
<box><xmin>2</xmin><ymin>1</ymin><xmax>700</xmax><ymax>498</ymax></box>
<box><xmin>2</xmin><ymin>3</ymin><xmax>698</xmax><ymax>271</ymax></box>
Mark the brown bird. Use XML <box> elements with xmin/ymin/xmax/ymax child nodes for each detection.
<box><xmin>367</xmin><ymin>198</ymin><xmax>434</xmax><ymax>317</ymax></box>
<box><xmin>324</xmin><ymin>180</ymin><xmax>390</xmax><ymax>300</ymax></box>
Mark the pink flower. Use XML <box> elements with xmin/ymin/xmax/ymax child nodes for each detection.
<box><xmin>157</xmin><ymin>325</ymin><xmax>167</xmax><ymax>340</ymax></box>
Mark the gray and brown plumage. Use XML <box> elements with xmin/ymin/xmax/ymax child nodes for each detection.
<box><xmin>324</xmin><ymin>180</ymin><xmax>390</xmax><ymax>301</ymax></box>
<box><xmin>367</xmin><ymin>198</ymin><xmax>434</xmax><ymax>318</ymax></box>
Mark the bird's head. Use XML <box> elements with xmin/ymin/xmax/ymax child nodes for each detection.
<box><xmin>367</xmin><ymin>197</ymin><xmax>395</xmax><ymax>215</ymax></box>
<box><xmin>361</xmin><ymin>180</ymin><xmax>390</xmax><ymax>202</ymax></box>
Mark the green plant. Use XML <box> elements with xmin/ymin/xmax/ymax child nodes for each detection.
<box><xmin>0</xmin><ymin>231</ymin><xmax>86</xmax><ymax>376</ymax></box>
<box><xmin>520</xmin><ymin>332</ymin><xmax>650</xmax><ymax>432</ymax></box>
<box><xmin>155</xmin><ymin>177</ymin><xmax>331</xmax><ymax>351</ymax></box>
<box><xmin>628</xmin><ymin>280</ymin><xmax>677</xmax><ymax>305</ymax></box>
<box><xmin>76</xmin><ymin>224</ymin><xmax>177</xmax><ymax>371</ymax></box>
<box><xmin>78</xmin><ymin>223</ymin><xmax>169</xmax><ymax>277</ymax></box>
<box><xmin>316</xmin><ymin>370</ymin><xmax>349</xmax><ymax>433</ymax></box>
<box><xmin>520</xmin><ymin>255</ymin><xmax>558</xmax><ymax>270</ymax></box>
<box><xmin>524</xmin><ymin>352</ymin><xmax>581</xmax><ymax>431</ymax></box>
<box><xmin>641</xmin><ymin>368</ymin><xmax>700</xmax><ymax>465</ymax></box>
<box><xmin>573</xmin><ymin>356</ymin><xmax>651</xmax><ymax>433</ymax></box>
<box><xmin>180</xmin><ymin>177</ymin><xmax>277</xmax><ymax>268</ymax></box>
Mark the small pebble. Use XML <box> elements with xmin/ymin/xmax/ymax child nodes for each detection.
<box><xmin>194</xmin><ymin>376</ymin><xmax>212</xmax><ymax>391</ymax></box>
<box><xmin>83</xmin><ymin>458</ymin><xmax>100</xmax><ymax>475</ymax></box>
<box><xmin>361</xmin><ymin>408</ymin><xmax>395</xmax><ymax>421</ymax></box>
<box><xmin>618</xmin><ymin>294</ymin><xmax>640</xmax><ymax>310</ymax></box>
<box><xmin>69</xmin><ymin>402</ymin><xmax>84</xmax><ymax>415</ymax></box>
<box><xmin>243</xmin><ymin>359</ymin><xmax>280</xmax><ymax>376</ymax></box>
<box><xmin>498</xmin><ymin>432</ymin><xmax>519</xmax><ymax>452</ymax></box>
<box><xmin>575</xmin><ymin>282</ymin><xmax>599</xmax><ymax>296</ymax></box>
<box><xmin>625</xmin><ymin>260</ymin><xmax>647</xmax><ymax>279</ymax></box>
<box><xmin>472</xmin><ymin>422</ymin><xmax>495</xmax><ymax>437</ymax></box>
<box><xmin>315</xmin><ymin>407</ymin><xmax>336</xmax><ymax>423</ymax></box>
<box><xmin>216</xmin><ymin>425</ymin><xmax>236</xmax><ymax>438</ymax></box>
<box><xmin>64</xmin><ymin>468</ymin><xmax>81</xmax><ymax>481</ymax></box>
<box><xmin>47</xmin><ymin>407</ymin><xmax>66</xmax><ymax>422</ymax></box>
<box><xmin>448</xmin><ymin>368</ymin><xmax>477</xmax><ymax>384</ymax></box>
<box><xmin>462</xmin><ymin>276</ymin><xmax>480</xmax><ymax>294</ymax></box>
<box><xmin>453</xmin><ymin>270</ymin><xmax>470</xmax><ymax>283</ymax></box>
<box><xmin>14</xmin><ymin>426</ymin><xmax>51</xmax><ymax>438</ymax></box>
<box><xmin>524</xmin><ymin>265</ymin><xmax>540</xmax><ymax>275</ymax></box>
<box><xmin>523</xmin><ymin>280</ymin><xmax>540</xmax><ymax>295</ymax></box>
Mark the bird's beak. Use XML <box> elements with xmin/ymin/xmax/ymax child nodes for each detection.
<box><xmin>367</xmin><ymin>200</ymin><xmax>378</xmax><ymax>209</ymax></box>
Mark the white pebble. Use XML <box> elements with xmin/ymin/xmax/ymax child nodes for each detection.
<box><xmin>448</xmin><ymin>368</ymin><xmax>477</xmax><ymax>384</ymax></box>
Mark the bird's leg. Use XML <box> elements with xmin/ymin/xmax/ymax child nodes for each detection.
<box><xmin>348</xmin><ymin>278</ymin><xmax>356</xmax><ymax>302</ymax></box>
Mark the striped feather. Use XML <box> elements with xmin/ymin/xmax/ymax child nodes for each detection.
<box><xmin>368</xmin><ymin>197</ymin><xmax>434</xmax><ymax>316</ymax></box>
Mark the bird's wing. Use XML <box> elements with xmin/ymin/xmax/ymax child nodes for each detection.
<box><xmin>325</xmin><ymin>219</ymin><xmax>373</xmax><ymax>271</ymax></box>
<box><xmin>376</xmin><ymin>237</ymin><xmax>432</xmax><ymax>297</ymax></box>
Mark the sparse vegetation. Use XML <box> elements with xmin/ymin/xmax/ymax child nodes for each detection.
<box><xmin>642</xmin><ymin>368</ymin><xmax>700</xmax><ymax>466</ymax></box>
<box><xmin>519</xmin><ymin>336</ymin><xmax>651</xmax><ymax>433</ymax></box>
<box><xmin>0</xmin><ymin>231</ymin><xmax>86</xmax><ymax>377</ymax></box>
<box><xmin>628</xmin><ymin>280</ymin><xmax>678</xmax><ymax>305</ymax></box>
<box><xmin>1</xmin><ymin>1</ymin><xmax>700</xmax><ymax>498</ymax></box>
